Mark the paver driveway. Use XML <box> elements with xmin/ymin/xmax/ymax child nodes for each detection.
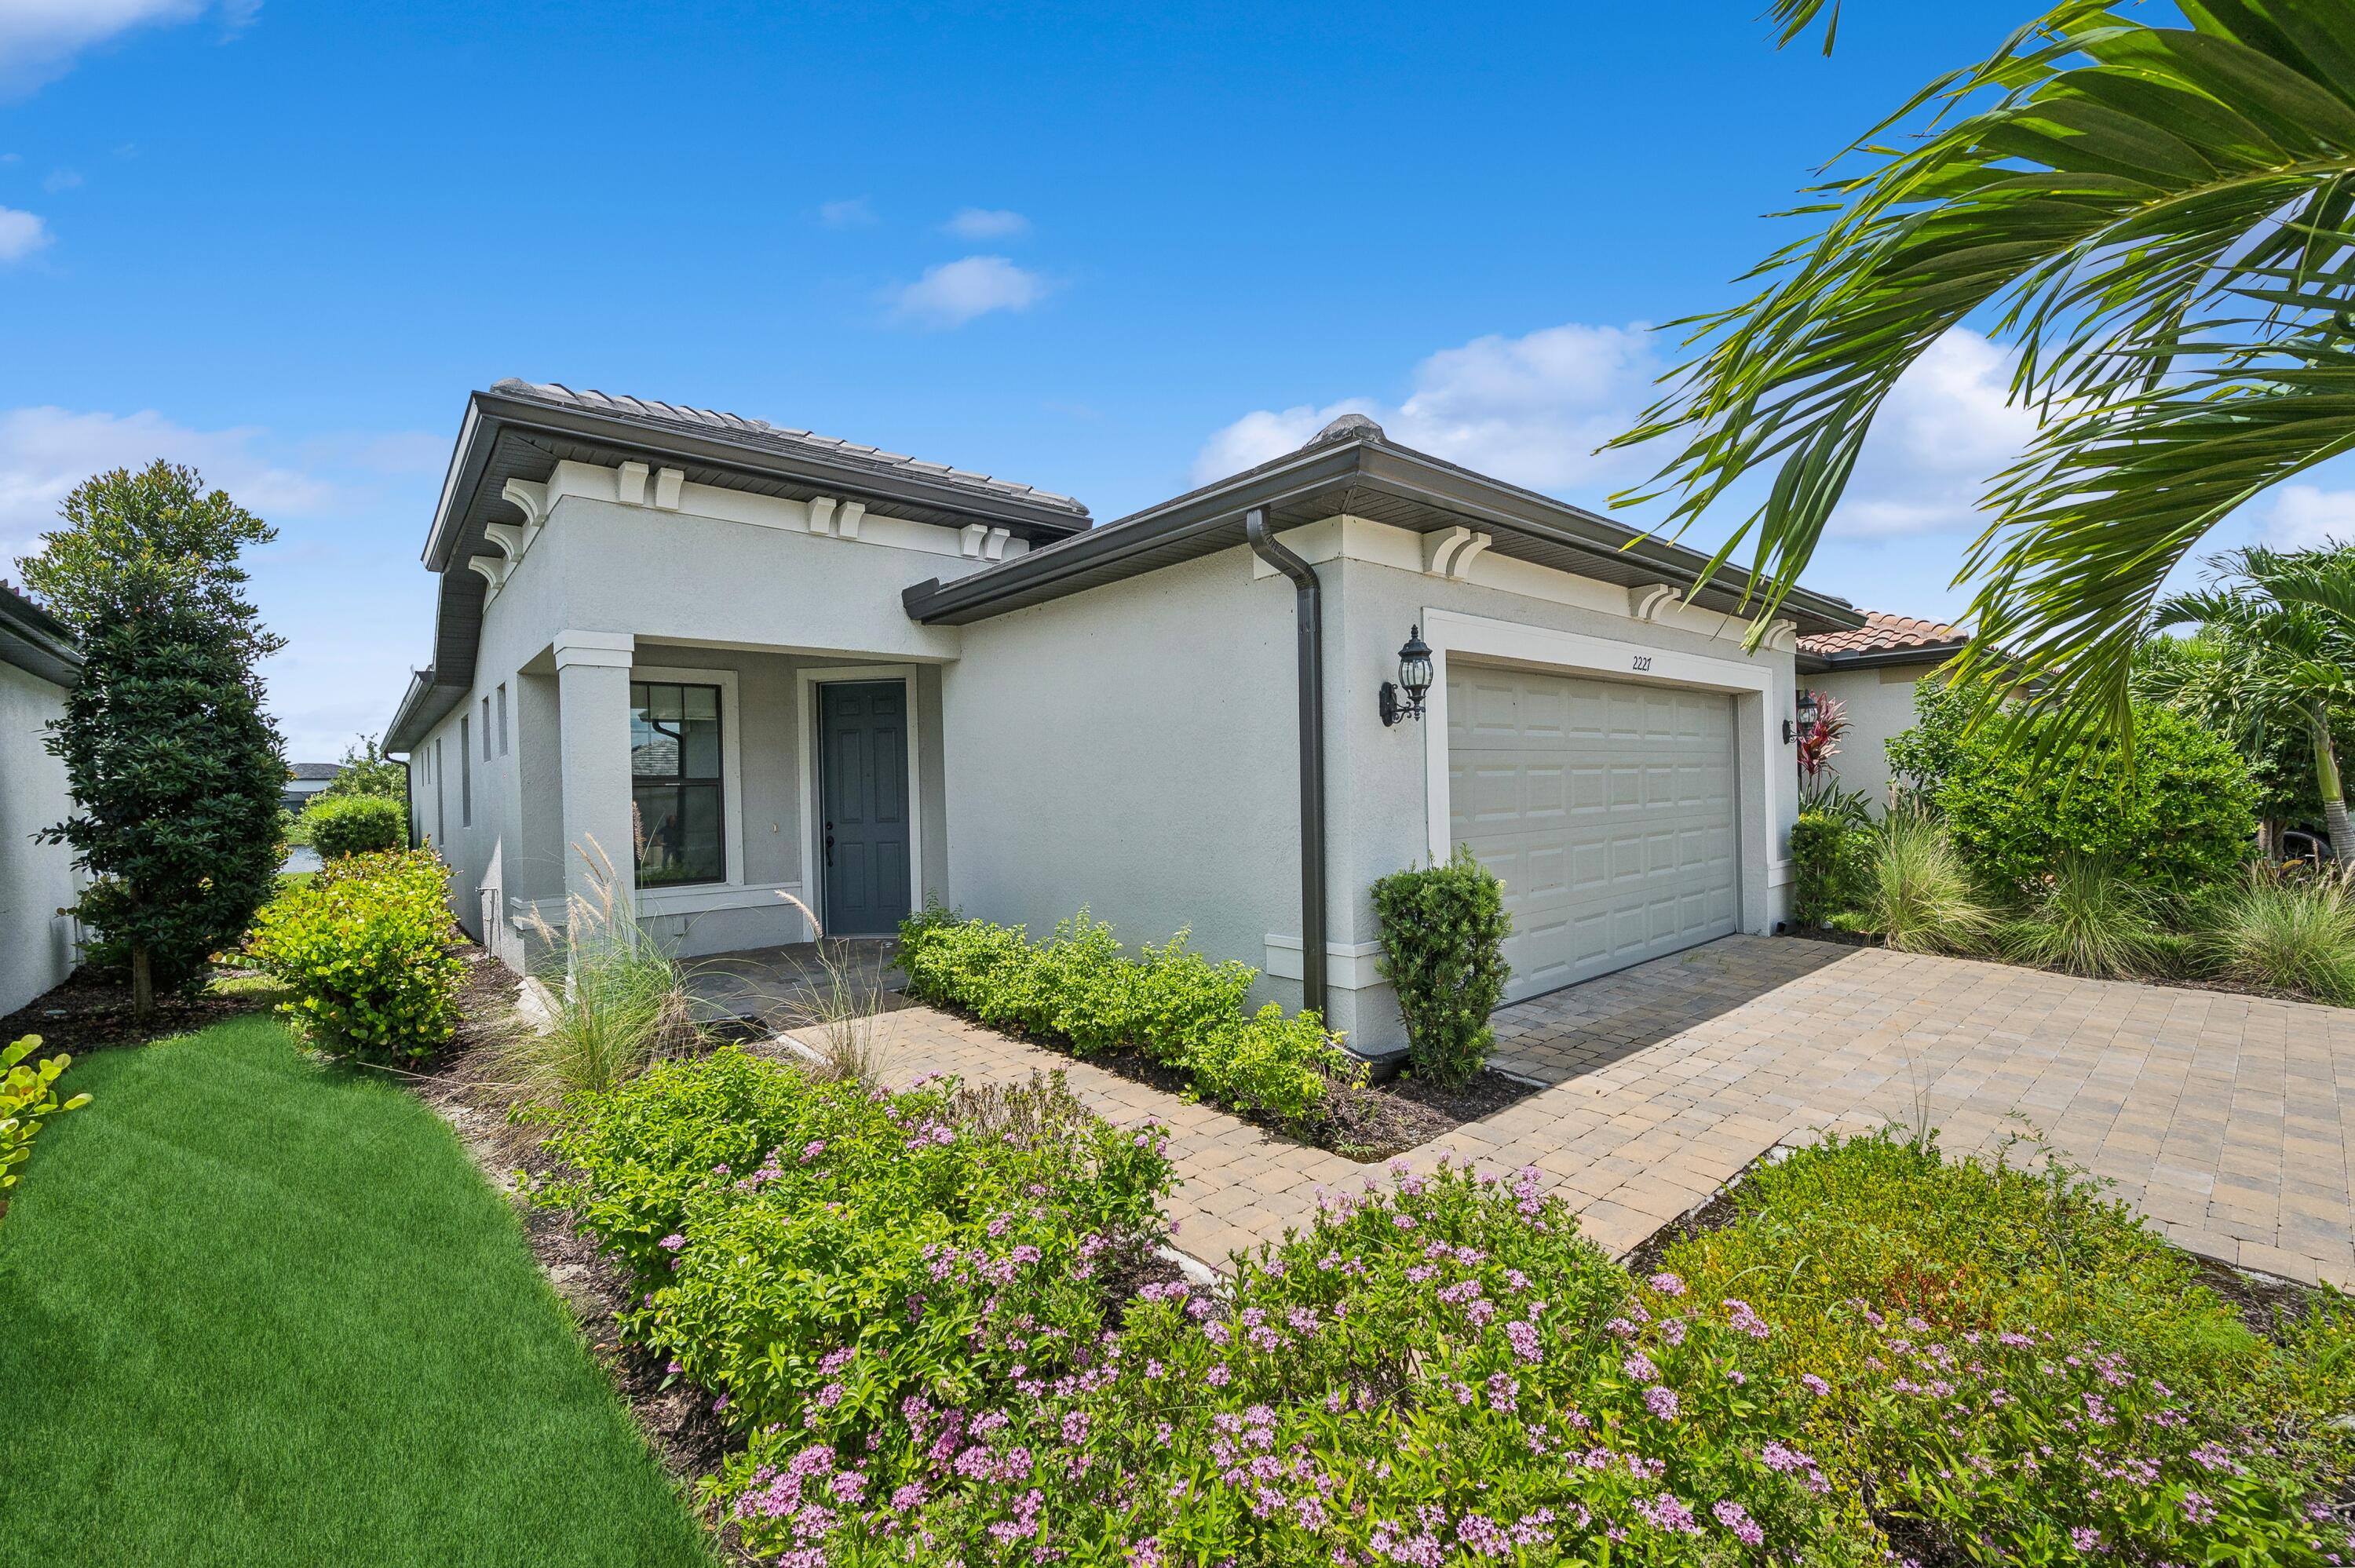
<box><xmin>851</xmin><ymin>935</ymin><xmax>2355</xmax><ymax>1287</ymax></box>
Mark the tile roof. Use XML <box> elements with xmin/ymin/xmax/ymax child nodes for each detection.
<box><xmin>489</xmin><ymin>380</ymin><xmax>1089</xmax><ymax>518</ymax></box>
<box><xmin>287</xmin><ymin>762</ymin><xmax>345</xmax><ymax>780</ymax></box>
<box><xmin>1798</xmin><ymin>609</ymin><xmax>1967</xmax><ymax>658</ymax></box>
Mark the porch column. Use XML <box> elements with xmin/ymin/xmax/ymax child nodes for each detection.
<box><xmin>553</xmin><ymin>630</ymin><xmax>637</xmax><ymax>910</ymax></box>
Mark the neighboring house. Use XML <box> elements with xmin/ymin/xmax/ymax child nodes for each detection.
<box><xmin>283</xmin><ymin>762</ymin><xmax>344</xmax><ymax>812</ymax></box>
<box><xmin>1796</xmin><ymin>611</ymin><xmax>1969</xmax><ymax>805</ymax></box>
<box><xmin>0</xmin><ymin>582</ymin><xmax>82</xmax><ymax>1016</ymax></box>
<box><xmin>385</xmin><ymin>381</ymin><xmax>1864</xmax><ymax>1056</ymax></box>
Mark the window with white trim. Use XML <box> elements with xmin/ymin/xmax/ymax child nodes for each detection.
<box><xmin>630</xmin><ymin>681</ymin><xmax>724</xmax><ymax>885</ymax></box>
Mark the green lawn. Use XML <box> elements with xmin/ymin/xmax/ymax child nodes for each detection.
<box><xmin>0</xmin><ymin>1016</ymin><xmax>715</xmax><ymax>1568</ymax></box>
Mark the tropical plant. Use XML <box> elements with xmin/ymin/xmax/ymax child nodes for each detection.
<box><xmin>1790</xmin><ymin>808</ymin><xmax>1871</xmax><ymax>927</ymax></box>
<box><xmin>1795</xmin><ymin>689</ymin><xmax>1847</xmax><ymax>797</ymax></box>
<box><xmin>502</xmin><ymin>837</ymin><xmax>704</xmax><ymax>1103</ymax></box>
<box><xmin>2199</xmin><ymin>862</ymin><xmax>2355</xmax><ymax>1005</ymax></box>
<box><xmin>2134</xmin><ymin>629</ymin><xmax>2345</xmax><ymax>854</ymax></box>
<box><xmin>2155</xmin><ymin>545</ymin><xmax>2355</xmax><ymax>860</ymax></box>
<box><xmin>1929</xmin><ymin>698</ymin><xmax>2257</xmax><ymax>896</ymax></box>
<box><xmin>1612</xmin><ymin>1</ymin><xmax>2355</xmax><ymax>742</ymax></box>
<box><xmin>245</xmin><ymin>848</ymin><xmax>466</xmax><ymax>1063</ymax></box>
<box><xmin>1369</xmin><ymin>848</ymin><xmax>1513</xmax><ymax>1085</ymax></box>
<box><xmin>2000</xmin><ymin>853</ymin><xmax>2171</xmax><ymax>979</ymax></box>
<box><xmin>18</xmin><ymin>461</ymin><xmax>287</xmax><ymax>1015</ymax></box>
<box><xmin>316</xmin><ymin>731</ymin><xmax>409</xmax><ymax>803</ymax></box>
<box><xmin>0</xmin><ymin>1034</ymin><xmax>91</xmax><ymax>1223</ymax></box>
<box><xmin>305</xmin><ymin>793</ymin><xmax>408</xmax><ymax>858</ymax></box>
<box><xmin>1842</xmin><ymin>808</ymin><xmax>2000</xmax><ymax>955</ymax></box>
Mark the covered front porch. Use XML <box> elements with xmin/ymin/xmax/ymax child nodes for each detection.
<box><xmin>495</xmin><ymin>633</ymin><xmax>949</xmax><ymax>965</ymax></box>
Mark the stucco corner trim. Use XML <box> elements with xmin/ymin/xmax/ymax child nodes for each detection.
<box><xmin>553</xmin><ymin>629</ymin><xmax>635</xmax><ymax>669</ymax></box>
<box><xmin>1263</xmin><ymin>935</ymin><xmax>1386</xmax><ymax>991</ymax></box>
<box><xmin>1768</xmin><ymin>858</ymin><xmax>1795</xmax><ymax>888</ymax></box>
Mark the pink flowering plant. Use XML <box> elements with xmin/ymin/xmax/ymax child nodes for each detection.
<box><xmin>734</xmin><ymin>1158</ymin><xmax>1871</xmax><ymax>1566</ymax></box>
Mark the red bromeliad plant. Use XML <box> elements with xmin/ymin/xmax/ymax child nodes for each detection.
<box><xmin>1796</xmin><ymin>691</ymin><xmax>1847</xmax><ymax>793</ymax></box>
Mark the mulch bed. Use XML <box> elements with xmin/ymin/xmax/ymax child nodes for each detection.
<box><xmin>0</xmin><ymin>965</ymin><xmax>281</xmax><ymax>1054</ymax></box>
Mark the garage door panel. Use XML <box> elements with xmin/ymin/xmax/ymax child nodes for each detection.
<box><xmin>1450</xmin><ymin>664</ymin><xmax>1740</xmax><ymax>1003</ymax></box>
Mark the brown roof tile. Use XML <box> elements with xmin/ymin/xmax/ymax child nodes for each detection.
<box><xmin>1798</xmin><ymin>609</ymin><xmax>1966</xmax><ymax>658</ymax></box>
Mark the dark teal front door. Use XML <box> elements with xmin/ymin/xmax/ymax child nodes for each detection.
<box><xmin>819</xmin><ymin>680</ymin><xmax>912</xmax><ymax>935</ymax></box>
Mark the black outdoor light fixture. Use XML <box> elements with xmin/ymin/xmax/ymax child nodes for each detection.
<box><xmin>1787</xmin><ymin>687</ymin><xmax>1820</xmax><ymax>745</ymax></box>
<box><xmin>1380</xmin><ymin>624</ymin><xmax>1435</xmax><ymax>726</ymax></box>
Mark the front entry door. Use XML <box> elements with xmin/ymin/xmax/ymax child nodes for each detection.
<box><xmin>818</xmin><ymin>680</ymin><xmax>912</xmax><ymax>935</ymax></box>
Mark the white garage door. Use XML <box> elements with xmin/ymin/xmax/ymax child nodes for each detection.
<box><xmin>1448</xmin><ymin>662</ymin><xmax>1740</xmax><ymax>1002</ymax></box>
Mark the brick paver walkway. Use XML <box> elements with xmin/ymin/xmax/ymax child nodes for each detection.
<box><xmin>840</xmin><ymin>937</ymin><xmax>2355</xmax><ymax>1289</ymax></box>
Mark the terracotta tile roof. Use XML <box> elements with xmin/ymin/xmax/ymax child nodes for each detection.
<box><xmin>1797</xmin><ymin>609</ymin><xmax>1967</xmax><ymax>658</ymax></box>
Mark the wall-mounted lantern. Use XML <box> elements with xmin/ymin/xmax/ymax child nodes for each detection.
<box><xmin>1786</xmin><ymin>687</ymin><xmax>1821</xmax><ymax>745</ymax></box>
<box><xmin>1379</xmin><ymin>624</ymin><xmax>1434</xmax><ymax>726</ymax></box>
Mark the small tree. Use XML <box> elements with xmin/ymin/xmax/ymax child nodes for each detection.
<box><xmin>19</xmin><ymin>462</ymin><xmax>287</xmax><ymax>1016</ymax></box>
<box><xmin>317</xmin><ymin>731</ymin><xmax>408</xmax><ymax>803</ymax></box>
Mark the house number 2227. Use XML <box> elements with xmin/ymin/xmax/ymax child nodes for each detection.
<box><xmin>1630</xmin><ymin>655</ymin><xmax>1653</xmax><ymax>672</ymax></box>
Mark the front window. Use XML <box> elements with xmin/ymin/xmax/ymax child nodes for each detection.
<box><xmin>630</xmin><ymin>681</ymin><xmax>724</xmax><ymax>885</ymax></box>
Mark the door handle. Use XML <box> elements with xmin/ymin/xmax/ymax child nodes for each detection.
<box><xmin>824</xmin><ymin>821</ymin><xmax>834</xmax><ymax>867</ymax></box>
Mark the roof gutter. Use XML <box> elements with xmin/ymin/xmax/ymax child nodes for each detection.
<box><xmin>1245</xmin><ymin>507</ymin><xmax>1328</xmax><ymax>1019</ymax></box>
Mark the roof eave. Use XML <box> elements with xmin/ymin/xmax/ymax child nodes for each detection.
<box><xmin>425</xmin><ymin>386</ymin><xmax>1090</xmax><ymax>571</ymax></box>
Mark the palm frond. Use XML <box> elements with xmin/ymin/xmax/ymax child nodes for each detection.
<box><xmin>1611</xmin><ymin>1</ymin><xmax>2355</xmax><ymax>728</ymax></box>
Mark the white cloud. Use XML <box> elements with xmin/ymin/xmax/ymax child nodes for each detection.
<box><xmin>41</xmin><ymin>167</ymin><xmax>80</xmax><ymax>192</ymax></box>
<box><xmin>2261</xmin><ymin>483</ymin><xmax>2355</xmax><ymax>551</ymax></box>
<box><xmin>1188</xmin><ymin>321</ymin><xmax>2040</xmax><ymax>551</ymax></box>
<box><xmin>0</xmin><ymin>407</ymin><xmax>335</xmax><ymax>562</ymax></box>
<box><xmin>0</xmin><ymin>0</ymin><xmax>250</xmax><ymax>98</ymax></box>
<box><xmin>886</xmin><ymin>255</ymin><xmax>1051</xmax><ymax>329</ymax></box>
<box><xmin>816</xmin><ymin>196</ymin><xmax>877</xmax><ymax>228</ymax></box>
<box><xmin>0</xmin><ymin>206</ymin><xmax>50</xmax><ymax>261</ymax></box>
<box><xmin>1190</xmin><ymin>322</ymin><xmax>1662</xmax><ymax>489</ymax></box>
<box><xmin>943</xmin><ymin>206</ymin><xmax>1028</xmax><ymax>239</ymax></box>
<box><xmin>1824</xmin><ymin>329</ymin><xmax>2037</xmax><ymax>539</ymax></box>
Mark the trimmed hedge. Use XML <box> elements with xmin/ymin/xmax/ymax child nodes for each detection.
<box><xmin>308</xmin><ymin>793</ymin><xmax>408</xmax><ymax>858</ymax></box>
<box><xmin>1370</xmin><ymin>847</ymin><xmax>1512</xmax><ymax>1084</ymax></box>
<box><xmin>896</xmin><ymin>906</ymin><xmax>1355</xmax><ymax>1127</ymax></box>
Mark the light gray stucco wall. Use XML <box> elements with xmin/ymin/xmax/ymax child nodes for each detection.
<box><xmin>940</xmin><ymin>542</ymin><xmax>1309</xmax><ymax>1016</ymax></box>
<box><xmin>1810</xmin><ymin>664</ymin><xmax>1931</xmax><ymax>807</ymax></box>
<box><xmin>0</xmin><ymin>661</ymin><xmax>79</xmax><ymax>1013</ymax></box>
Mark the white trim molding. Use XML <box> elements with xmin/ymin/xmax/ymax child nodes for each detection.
<box><xmin>794</xmin><ymin>665</ymin><xmax>926</xmax><ymax>938</ymax></box>
<box><xmin>554</xmin><ymin>629</ymin><xmax>634</xmax><ymax>669</ymax></box>
<box><xmin>630</xmin><ymin>662</ymin><xmax>748</xmax><ymax>892</ymax></box>
<box><xmin>1264</xmin><ymin>935</ymin><xmax>1386</xmax><ymax>990</ymax></box>
<box><xmin>1416</xmin><ymin>606</ymin><xmax>1782</xmax><ymax>934</ymax></box>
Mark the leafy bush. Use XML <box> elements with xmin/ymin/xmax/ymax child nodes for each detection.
<box><xmin>245</xmin><ymin>848</ymin><xmax>463</xmax><ymax>1063</ymax></box>
<box><xmin>307</xmin><ymin>793</ymin><xmax>407</xmax><ymax>858</ymax></box>
<box><xmin>896</xmin><ymin>906</ymin><xmax>1353</xmax><ymax>1128</ymax></box>
<box><xmin>532</xmin><ymin>1049</ymin><xmax>1175</xmax><ymax>1467</ymax></box>
<box><xmin>2001</xmin><ymin>854</ymin><xmax>2172</xmax><ymax>979</ymax></box>
<box><xmin>1661</xmin><ymin>1132</ymin><xmax>2355</xmax><ymax>1566</ymax></box>
<box><xmin>1789</xmin><ymin>809</ymin><xmax>1870</xmax><ymax>928</ymax></box>
<box><xmin>0</xmin><ymin>1035</ymin><xmax>91</xmax><ymax>1223</ymax></box>
<box><xmin>1915</xmin><ymin>698</ymin><xmax>2257</xmax><ymax>895</ymax></box>
<box><xmin>1370</xmin><ymin>847</ymin><xmax>1513</xmax><ymax>1085</ymax></box>
<box><xmin>2199</xmin><ymin>864</ymin><xmax>2355</xmax><ymax>1005</ymax></box>
<box><xmin>1841</xmin><ymin>809</ymin><xmax>1999</xmax><ymax>954</ymax></box>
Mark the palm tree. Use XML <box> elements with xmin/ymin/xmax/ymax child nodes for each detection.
<box><xmin>1611</xmin><ymin>2</ymin><xmax>2355</xmax><ymax>738</ymax></box>
<box><xmin>2152</xmin><ymin>545</ymin><xmax>2355</xmax><ymax>860</ymax></box>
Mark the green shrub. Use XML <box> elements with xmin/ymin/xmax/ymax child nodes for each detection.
<box><xmin>1919</xmin><ymin>698</ymin><xmax>2258</xmax><ymax>895</ymax></box>
<box><xmin>1661</xmin><ymin>1132</ymin><xmax>2353</xmax><ymax>1565</ymax></box>
<box><xmin>1790</xmin><ymin>809</ymin><xmax>1871</xmax><ymax>927</ymax></box>
<box><xmin>1369</xmin><ymin>847</ymin><xmax>1513</xmax><ymax>1085</ymax></box>
<box><xmin>1841</xmin><ymin>808</ymin><xmax>1999</xmax><ymax>954</ymax></box>
<box><xmin>307</xmin><ymin>793</ymin><xmax>407</xmax><ymax>858</ymax></box>
<box><xmin>2199</xmin><ymin>865</ymin><xmax>2355</xmax><ymax>1005</ymax></box>
<box><xmin>532</xmin><ymin>1048</ymin><xmax>1175</xmax><ymax>1459</ymax></box>
<box><xmin>2000</xmin><ymin>853</ymin><xmax>2172</xmax><ymax>979</ymax></box>
<box><xmin>0</xmin><ymin>1034</ymin><xmax>91</xmax><ymax>1223</ymax></box>
<box><xmin>245</xmin><ymin>848</ymin><xmax>463</xmax><ymax>1063</ymax></box>
<box><xmin>896</xmin><ymin>905</ymin><xmax>1347</xmax><ymax>1127</ymax></box>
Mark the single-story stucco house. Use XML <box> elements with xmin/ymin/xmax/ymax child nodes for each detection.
<box><xmin>384</xmin><ymin>381</ymin><xmax>1869</xmax><ymax>1057</ymax></box>
<box><xmin>282</xmin><ymin>761</ymin><xmax>345</xmax><ymax>812</ymax></box>
<box><xmin>1</xmin><ymin>581</ymin><xmax>82</xmax><ymax>1017</ymax></box>
<box><xmin>1796</xmin><ymin>611</ymin><xmax>1968</xmax><ymax>806</ymax></box>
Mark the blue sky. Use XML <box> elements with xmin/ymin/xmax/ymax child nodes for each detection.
<box><xmin>3</xmin><ymin>1</ymin><xmax>2346</xmax><ymax>759</ymax></box>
